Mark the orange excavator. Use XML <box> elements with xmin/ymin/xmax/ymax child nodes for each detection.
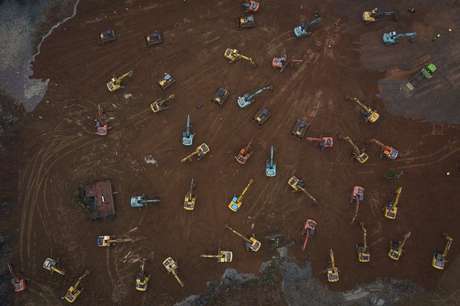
<box><xmin>235</xmin><ymin>139</ymin><xmax>253</xmax><ymax>165</ymax></box>
<box><xmin>369</xmin><ymin>139</ymin><xmax>399</xmax><ymax>160</ymax></box>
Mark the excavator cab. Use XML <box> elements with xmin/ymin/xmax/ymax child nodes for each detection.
<box><xmin>327</xmin><ymin>249</ymin><xmax>339</xmax><ymax>283</ymax></box>
<box><xmin>302</xmin><ymin>219</ymin><xmax>317</xmax><ymax>251</ymax></box>
<box><xmin>145</xmin><ymin>31</ymin><xmax>163</xmax><ymax>47</ymax></box>
<box><xmin>241</xmin><ymin>0</ymin><xmax>260</xmax><ymax>13</ymax></box>
<box><xmin>291</xmin><ymin>118</ymin><xmax>310</xmax><ymax>138</ymax></box>
<box><xmin>182</xmin><ymin>114</ymin><xmax>195</xmax><ymax>146</ymax></box>
<box><xmin>135</xmin><ymin>259</ymin><xmax>150</xmax><ymax>292</ymax></box>
<box><xmin>228</xmin><ymin>179</ymin><xmax>254</xmax><ymax>212</ymax></box>
<box><xmin>63</xmin><ymin>270</ymin><xmax>90</xmax><ymax>303</ymax></box>
<box><xmin>224</xmin><ymin>48</ymin><xmax>256</xmax><ymax>66</ymax></box>
<box><xmin>130</xmin><ymin>195</ymin><xmax>160</xmax><ymax>208</ymax></box>
<box><xmin>225</xmin><ymin>225</ymin><xmax>261</xmax><ymax>252</ymax></box>
<box><xmin>432</xmin><ymin>234</ymin><xmax>454</xmax><ymax>270</ymax></box>
<box><xmin>150</xmin><ymin>94</ymin><xmax>175</xmax><ymax>113</ymax></box>
<box><xmin>212</xmin><ymin>87</ymin><xmax>230</xmax><ymax>106</ymax></box>
<box><xmin>388</xmin><ymin>232</ymin><xmax>411</xmax><ymax>261</ymax></box>
<box><xmin>8</xmin><ymin>264</ymin><xmax>26</xmax><ymax>293</ymax></box>
<box><xmin>235</xmin><ymin>140</ymin><xmax>253</xmax><ymax>164</ymax></box>
<box><xmin>265</xmin><ymin>145</ymin><xmax>277</xmax><ymax>177</ymax></box>
<box><xmin>238</xmin><ymin>15</ymin><xmax>256</xmax><ymax>29</ymax></box>
<box><xmin>384</xmin><ymin>186</ymin><xmax>402</xmax><ymax>220</ymax></box>
<box><xmin>106</xmin><ymin>70</ymin><xmax>133</xmax><ymax>92</ymax></box>
<box><xmin>180</xmin><ymin>143</ymin><xmax>210</xmax><ymax>163</ymax></box>
<box><xmin>43</xmin><ymin>258</ymin><xmax>65</xmax><ymax>276</ymax></box>
<box><xmin>356</xmin><ymin>223</ymin><xmax>370</xmax><ymax>263</ymax></box>
<box><xmin>200</xmin><ymin>250</ymin><xmax>233</xmax><ymax>263</ymax></box>
<box><xmin>254</xmin><ymin>106</ymin><xmax>271</xmax><ymax>125</ymax></box>
<box><xmin>184</xmin><ymin>178</ymin><xmax>197</xmax><ymax>211</ymax></box>
<box><xmin>99</xmin><ymin>29</ymin><xmax>117</xmax><ymax>44</ymax></box>
<box><xmin>162</xmin><ymin>257</ymin><xmax>184</xmax><ymax>287</ymax></box>
<box><xmin>158</xmin><ymin>73</ymin><xmax>175</xmax><ymax>90</ymax></box>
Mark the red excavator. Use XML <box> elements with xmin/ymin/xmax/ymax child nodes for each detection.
<box><xmin>235</xmin><ymin>139</ymin><xmax>253</xmax><ymax>165</ymax></box>
<box><xmin>302</xmin><ymin>219</ymin><xmax>318</xmax><ymax>251</ymax></box>
<box><xmin>306</xmin><ymin>136</ymin><xmax>333</xmax><ymax>150</ymax></box>
<box><xmin>8</xmin><ymin>264</ymin><xmax>26</xmax><ymax>293</ymax></box>
<box><xmin>370</xmin><ymin>139</ymin><xmax>399</xmax><ymax>160</ymax></box>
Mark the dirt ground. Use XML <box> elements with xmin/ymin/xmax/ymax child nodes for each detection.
<box><xmin>8</xmin><ymin>0</ymin><xmax>460</xmax><ymax>305</ymax></box>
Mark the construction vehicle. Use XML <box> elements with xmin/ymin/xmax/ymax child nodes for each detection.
<box><xmin>43</xmin><ymin>258</ymin><xmax>65</xmax><ymax>276</ymax></box>
<box><xmin>225</xmin><ymin>225</ymin><xmax>261</xmax><ymax>252</ymax></box>
<box><xmin>150</xmin><ymin>94</ymin><xmax>176</xmax><ymax>113</ymax></box>
<box><xmin>327</xmin><ymin>249</ymin><xmax>339</xmax><ymax>283</ymax></box>
<box><xmin>293</xmin><ymin>12</ymin><xmax>321</xmax><ymax>39</ymax></box>
<box><xmin>288</xmin><ymin>176</ymin><xmax>318</xmax><ymax>204</ymax></box>
<box><xmin>383</xmin><ymin>31</ymin><xmax>416</xmax><ymax>45</ymax></box>
<box><xmin>212</xmin><ymin>87</ymin><xmax>230</xmax><ymax>106</ymax></box>
<box><xmin>182</xmin><ymin>114</ymin><xmax>195</xmax><ymax>146</ymax></box>
<box><xmin>95</xmin><ymin>104</ymin><xmax>109</xmax><ymax>136</ymax></box>
<box><xmin>362</xmin><ymin>8</ymin><xmax>399</xmax><ymax>23</ymax></box>
<box><xmin>291</xmin><ymin>118</ymin><xmax>310</xmax><ymax>138</ymax></box>
<box><xmin>369</xmin><ymin>139</ymin><xmax>399</xmax><ymax>160</ymax></box>
<box><xmin>265</xmin><ymin>145</ymin><xmax>277</xmax><ymax>177</ymax></box>
<box><xmin>145</xmin><ymin>31</ymin><xmax>163</xmax><ymax>46</ymax></box>
<box><xmin>62</xmin><ymin>270</ymin><xmax>90</xmax><ymax>303</ymax></box>
<box><xmin>162</xmin><ymin>257</ymin><xmax>184</xmax><ymax>287</ymax></box>
<box><xmin>180</xmin><ymin>143</ymin><xmax>210</xmax><ymax>163</ymax></box>
<box><xmin>254</xmin><ymin>106</ymin><xmax>271</xmax><ymax>125</ymax></box>
<box><xmin>350</xmin><ymin>186</ymin><xmax>364</xmax><ymax>224</ymax></box>
<box><xmin>77</xmin><ymin>180</ymin><xmax>116</xmax><ymax>220</ymax></box>
<box><xmin>8</xmin><ymin>264</ymin><xmax>26</xmax><ymax>293</ymax></box>
<box><xmin>237</xmin><ymin>85</ymin><xmax>272</xmax><ymax>108</ymax></box>
<box><xmin>158</xmin><ymin>73</ymin><xmax>175</xmax><ymax>90</ymax></box>
<box><xmin>302</xmin><ymin>219</ymin><xmax>317</xmax><ymax>251</ymax></box>
<box><xmin>106</xmin><ymin>70</ymin><xmax>133</xmax><ymax>92</ymax></box>
<box><xmin>356</xmin><ymin>223</ymin><xmax>370</xmax><ymax>263</ymax></box>
<box><xmin>306</xmin><ymin>137</ymin><xmax>333</xmax><ymax>150</ymax></box>
<box><xmin>346</xmin><ymin>96</ymin><xmax>380</xmax><ymax>123</ymax></box>
<box><xmin>272</xmin><ymin>54</ymin><xmax>304</xmax><ymax>72</ymax></box>
<box><xmin>235</xmin><ymin>140</ymin><xmax>253</xmax><ymax>165</ymax></box>
<box><xmin>200</xmin><ymin>250</ymin><xmax>233</xmax><ymax>263</ymax></box>
<box><xmin>238</xmin><ymin>15</ymin><xmax>256</xmax><ymax>29</ymax></box>
<box><xmin>183</xmin><ymin>178</ymin><xmax>197</xmax><ymax>211</ymax></box>
<box><xmin>340</xmin><ymin>136</ymin><xmax>369</xmax><ymax>164</ymax></box>
<box><xmin>241</xmin><ymin>0</ymin><xmax>260</xmax><ymax>13</ymax></box>
<box><xmin>384</xmin><ymin>186</ymin><xmax>402</xmax><ymax>220</ymax></box>
<box><xmin>388</xmin><ymin>232</ymin><xmax>411</xmax><ymax>261</ymax></box>
<box><xmin>224</xmin><ymin>48</ymin><xmax>256</xmax><ymax>66</ymax></box>
<box><xmin>404</xmin><ymin>63</ymin><xmax>437</xmax><ymax>92</ymax></box>
<box><xmin>228</xmin><ymin>178</ymin><xmax>254</xmax><ymax>212</ymax></box>
<box><xmin>130</xmin><ymin>195</ymin><xmax>160</xmax><ymax>208</ymax></box>
<box><xmin>135</xmin><ymin>259</ymin><xmax>149</xmax><ymax>292</ymax></box>
<box><xmin>96</xmin><ymin>235</ymin><xmax>133</xmax><ymax>247</ymax></box>
<box><xmin>99</xmin><ymin>29</ymin><xmax>117</xmax><ymax>43</ymax></box>
<box><xmin>432</xmin><ymin>234</ymin><xmax>454</xmax><ymax>270</ymax></box>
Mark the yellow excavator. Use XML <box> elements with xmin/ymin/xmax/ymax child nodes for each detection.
<box><xmin>200</xmin><ymin>250</ymin><xmax>233</xmax><ymax>263</ymax></box>
<box><xmin>162</xmin><ymin>257</ymin><xmax>184</xmax><ymax>287</ymax></box>
<box><xmin>432</xmin><ymin>234</ymin><xmax>454</xmax><ymax>270</ymax></box>
<box><xmin>106</xmin><ymin>70</ymin><xmax>133</xmax><ymax>92</ymax></box>
<box><xmin>388</xmin><ymin>232</ymin><xmax>411</xmax><ymax>261</ymax></box>
<box><xmin>62</xmin><ymin>270</ymin><xmax>90</xmax><ymax>303</ymax></box>
<box><xmin>340</xmin><ymin>136</ymin><xmax>369</xmax><ymax>164</ymax></box>
<box><xmin>225</xmin><ymin>225</ymin><xmax>261</xmax><ymax>252</ymax></box>
<box><xmin>224</xmin><ymin>48</ymin><xmax>256</xmax><ymax>66</ymax></box>
<box><xmin>228</xmin><ymin>178</ymin><xmax>254</xmax><ymax>212</ymax></box>
<box><xmin>356</xmin><ymin>223</ymin><xmax>370</xmax><ymax>263</ymax></box>
<box><xmin>184</xmin><ymin>178</ymin><xmax>197</xmax><ymax>211</ymax></box>
<box><xmin>327</xmin><ymin>249</ymin><xmax>339</xmax><ymax>283</ymax></box>
<box><xmin>346</xmin><ymin>96</ymin><xmax>380</xmax><ymax>123</ymax></box>
<box><xmin>288</xmin><ymin>176</ymin><xmax>318</xmax><ymax>204</ymax></box>
<box><xmin>180</xmin><ymin>143</ymin><xmax>210</xmax><ymax>163</ymax></box>
<box><xmin>384</xmin><ymin>186</ymin><xmax>402</xmax><ymax>220</ymax></box>
<box><xmin>135</xmin><ymin>259</ymin><xmax>149</xmax><ymax>292</ymax></box>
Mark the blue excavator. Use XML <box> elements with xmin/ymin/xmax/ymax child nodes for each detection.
<box><xmin>382</xmin><ymin>31</ymin><xmax>416</xmax><ymax>45</ymax></box>
<box><xmin>237</xmin><ymin>85</ymin><xmax>272</xmax><ymax>108</ymax></box>
<box><xmin>293</xmin><ymin>12</ymin><xmax>321</xmax><ymax>39</ymax></box>
<box><xmin>265</xmin><ymin>145</ymin><xmax>276</xmax><ymax>177</ymax></box>
<box><xmin>182</xmin><ymin>114</ymin><xmax>194</xmax><ymax>146</ymax></box>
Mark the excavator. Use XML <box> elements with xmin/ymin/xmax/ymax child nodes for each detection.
<box><xmin>212</xmin><ymin>87</ymin><xmax>230</xmax><ymax>106</ymax></box>
<box><xmin>180</xmin><ymin>143</ymin><xmax>210</xmax><ymax>163</ymax></box>
<box><xmin>225</xmin><ymin>225</ymin><xmax>261</xmax><ymax>252</ymax></box>
<box><xmin>99</xmin><ymin>29</ymin><xmax>117</xmax><ymax>43</ymax></box>
<box><xmin>135</xmin><ymin>259</ymin><xmax>150</xmax><ymax>292</ymax></box>
<box><xmin>254</xmin><ymin>106</ymin><xmax>271</xmax><ymax>125</ymax></box>
<box><xmin>8</xmin><ymin>264</ymin><xmax>26</xmax><ymax>293</ymax></box>
<box><xmin>306</xmin><ymin>136</ymin><xmax>333</xmax><ymax>150</ymax></box>
<box><xmin>272</xmin><ymin>54</ymin><xmax>303</xmax><ymax>72</ymax></box>
<box><xmin>237</xmin><ymin>85</ymin><xmax>272</xmax><ymax>108</ymax></box>
<box><xmin>224</xmin><ymin>48</ymin><xmax>256</xmax><ymax>66</ymax></box>
<box><xmin>350</xmin><ymin>186</ymin><xmax>364</xmax><ymax>224</ymax></box>
<box><xmin>241</xmin><ymin>0</ymin><xmax>260</xmax><ymax>13</ymax></box>
<box><xmin>235</xmin><ymin>140</ymin><xmax>253</xmax><ymax>164</ymax></box>
<box><xmin>388</xmin><ymin>232</ymin><xmax>411</xmax><ymax>261</ymax></box>
<box><xmin>432</xmin><ymin>234</ymin><xmax>454</xmax><ymax>270</ymax></box>
<box><xmin>356</xmin><ymin>223</ymin><xmax>371</xmax><ymax>263</ymax></box>
<box><xmin>362</xmin><ymin>8</ymin><xmax>399</xmax><ymax>23</ymax></box>
<box><xmin>182</xmin><ymin>114</ymin><xmax>195</xmax><ymax>146</ymax></box>
<box><xmin>228</xmin><ymin>178</ymin><xmax>254</xmax><ymax>212</ymax></box>
<box><xmin>288</xmin><ymin>176</ymin><xmax>318</xmax><ymax>204</ymax></box>
<box><xmin>145</xmin><ymin>31</ymin><xmax>163</xmax><ymax>47</ymax></box>
<box><xmin>150</xmin><ymin>94</ymin><xmax>176</xmax><ymax>113</ymax></box>
<box><xmin>369</xmin><ymin>139</ymin><xmax>399</xmax><ymax>160</ymax></box>
<box><xmin>183</xmin><ymin>178</ymin><xmax>197</xmax><ymax>211</ymax></box>
<box><xmin>383</xmin><ymin>31</ymin><xmax>416</xmax><ymax>45</ymax></box>
<box><xmin>291</xmin><ymin>118</ymin><xmax>311</xmax><ymax>138</ymax></box>
<box><xmin>130</xmin><ymin>195</ymin><xmax>160</xmax><ymax>208</ymax></box>
<box><xmin>43</xmin><ymin>258</ymin><xmax>65</xmax><ymax>276</ymax></box>
<box><xmin>200</xmin><ymin>250</ymin><xmax>233</xmax><ymax>263</ymax></box>
<box><xmin>106</xmin><ymin>70</ymin><xmax>133</xmax><ymax>92</ymax></box>
<box><xmin>327</xmin><ymin>249</ymin><xmax>339</xmax><ymax>283</ymax></box>
<box><xmin>238</xmin><ymin>15</ymin><xmax>256</xmax><ymax>29</ymax></box>
<box><xmin>384</xmin><ymin>186</ymin><xmax>402</xmax><ymax>220</ymax></box>
<box><xmin>96</xmin><ymin>235</ymin><xmax>133</xmax><ymax>247</ymax></box>
<box><xmin>340</xmin><ymin>136</ymin><xmax>369</xmax><ymax>164</ymax></box>
<box><xmin>158</xmin><ymin>73</ymin><xmax>176</xmax><ymax>90</ymax></box>
<box><xmin>293</xmin><ymin>12</ymin><xmax>321</xmax><ymax>39</ymax></box>
<box><xmin>346</xmin><ymin>96</ymin><xmax>380</xmax><ymax>123</ymax></box>
<box><xmin>302</xmin><ymin>219</ymin><xmax>317</xmax><ymax>251</ymax></box>
<box><xmin>265</xmin><ymin>145</ymin><xmax>277</xmax><ymax>177</ymax></box>
<box><xmin>404</xmin><ymin>63</ymin><xmax>437</xmax><ymax>92</ymax></box>
<box><xmin>62</xmin><ymin>270</ymin><xmax>90</xmax><ymax>303</ymax></box>
<box><xmin>162</xmin><ymin>257</ymin><xmax>184</xmax><ymax>287</ymax></box>
<box><xmin>95</xmin><ymin>104</ymin><xmax>110</xmax><ymax>136</ymax></box>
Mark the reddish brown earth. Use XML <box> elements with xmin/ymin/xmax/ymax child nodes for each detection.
<box><xmin>9</xmin><ymin>0</ymin><xmax>460</xmax><ymax>305</ymax></box>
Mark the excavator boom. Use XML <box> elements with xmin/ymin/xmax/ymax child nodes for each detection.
<box><xmin>443</xmin><ymin>236</ymin><xmax>454</xmax><ymax>256</ymax></box>
<box><xmin>238</xmin><ymin>179</ymin><xmax>254</xmax><ymax>201</ymax></box>
<box><xmin>392</xmin><ymin>187</ymin><xmax>402</xmax><ymax>208</ymax></box>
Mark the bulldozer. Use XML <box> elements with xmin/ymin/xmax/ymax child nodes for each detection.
<box><xmin>150</xmin><ymin>94</ymin><xmax>176</xmax><ymax>113</ymax></box>
<box><xmin>158</xmin><ymin>73</ymin><xmax>176</xmax><ymax>90</ymax></box>
<box><xmin>383</xmin><ymin>31</ymin><xmax>416</xmax><ymax>45</ymax></box>
<box><xmin>327</xmin><ymin>249</ymin><xmax>339</xmax><ymax>283</ymax></box>
<box><xmin>228</xmin><ymin>178</ymin><xmax>254</xmax><ymax>212</ymax></box>
<box><xmin>212</xmin><ymin>87</ymin><xmax>230</xmax><ymax>106</ymax></box>
<box><xmin>265</xmin><ymin>145</ymin><xmax>277</xmax><ymax>177</ymax></box>
<box><xmin>43</xmin><ymin>258</ymin><xmax>65</xmax><ymax>276</ymax></box>
<box><xmin>182</xmin><ymin>114</ymin><xmax>195</xmax><ymax>146</ymax></box>
<box><xmin>224</xmin><ymin>48</ymin><xmax>256</xmax><ymax>66</ymax></box>
<box><xmin>302</xmin><ymin>219</ymin><xmax>317</xmax><ymax>251</ymax></box>
<box><xmin>235</xmin><ymin>140</ymin><xmax>254</xmax><ymax>164</ymax></box>
<box><xmin>404</xmin><ymin>63</ymin><xmax>437</xmax><ymax>92</ymax></box>
<box><xmin>306</xmin><ymin>137</ymin><xmax>333</xmax><ymax>150</ymax></box>
<box><xmin>135</xmin><ymin>259</ymin><xmax>150</xmax><ymax>292</ymax></box>
<box><xmin>340</xmin><ymin>136</ymin><xmax>369</xmax><ymax>164</ymax></box>
<box><xmin>62</xmin><ymin>270</ymin><xmax>90</xmax><ymax>303</ymax></box>
<box><xmin>237</xmin><ymin>85</ymin><xmax>272</xmax><ymax>108</ymax></box>
<box><xmin>241</xmin><ymin>0</ymin><xmax>260</xmax><ymax>13</ymax></box>
<box><xmin>388</xmin><ymin>232</ymin><xmax>411</xmax><ymax>261</ymax></box>
<box><xmin>162</xmin><ymin>257</ymin><xmax>184</xmax><ymax>287</ymax></box>
<box><xmin>145</xmin><ymin>31</ymin><xmax>163</xmax><ymax>47</ymax></box>
<box><xmin>106</xmin><ymin>70</ymin><xmax>133</xmax><ymax>92</ymax></box>
<box><xmin>96</xmin><ymin>235</ymin><xmax>133</xmax><ymax>247</ymax></box>
<box><xmin>432</xmin><ymin>234</ymin><xmax>454</xmax><ymax>270</ymax></box>
<box><xmin>346</xmin><ymin>96</ymin><xmax>380</xmax><ymax>123</ymax></box>
<box><xmin>8</xmin><ymin>264</ymin><xmax>26</xmax><ymax>293</ymax></box>
<box><xmin>99</xmin><ymin>29</ymin><xmax>117</xmax><ymax>43</ymax></box>
<box><xmin>180</xmin><ymin>143</ymin><xmax>210</xmax><ymax>163</ymax></box>
<box><xmin>350</xmin><ymin>186</ymin><xmax>364</xmax><ymax>224</ymax></box>
<box><xmin>369</xmin><ymin>139</ymin><xmax>399</xmax><ymax>160</ymax></box>
<box><xmin>362</xmin><ymin>8</ymin><xmax>399</xmax><ymax>23</ymax></box>
<box><xmin>130</xmin><ymin>195</ymin><xmax>160</xmax><ymax>208</ymax></box>
<box><xmin>288</xmin><ymin>176</ymin><xmax>318</xmax><ymax>204</ymax></box>
<box><xmin>200</xmin><ymin>250</ymin><xmax>233</xmax><ymax>263</ymax></box>
<box><xmin>293</xmin><ymin>12</ymin><xmax>321</xmax><ymax>39</ymax></box>
<box><xmin>384</xmin><ymin>186</ymin><xmax>402</xmax><ymax>220</ymax></box>
<box><xmin>183</xmin><ymin>178</ymin><xmax>197</xmax><ymax>211</ymax></box>
<box><xmin>291</xmin><ymin>118</ymin><xmax>311</xmax><ymax>138</ymax></box>
<box><xmin>225</xmin><ymin>225</ymin><xmax>261</xmax><ymax>252</ymax></box>
<box><xmin>254</xmin><ymin>106</ymin><xmax>271</xmax><ymax>125</ymax></box>
<box><xmin>356</xmin><ymin>223</ymin><xmax>371</xmax><ymax>263</ymax></box>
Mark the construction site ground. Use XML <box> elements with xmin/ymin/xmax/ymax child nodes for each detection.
<box><xmin>7</xmin><ymin>0</ymin><xmax>460</xmax><ymax>305</ymax></box>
